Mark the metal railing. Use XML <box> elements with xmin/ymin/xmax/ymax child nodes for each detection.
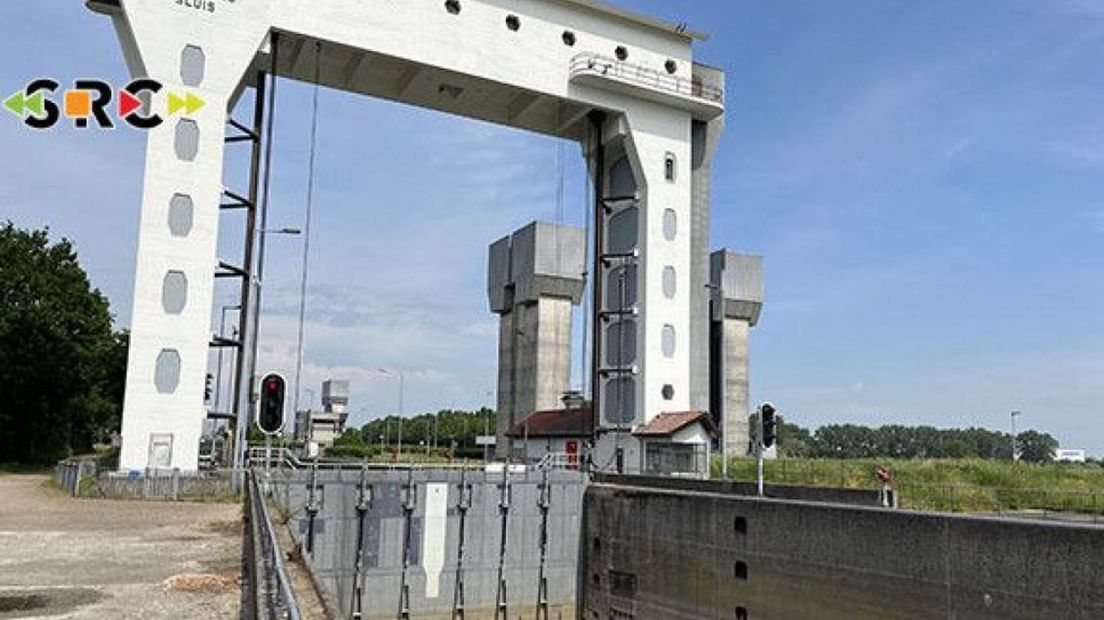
<box><xmin>245</xmin><ymin>469</ymin><xmax>301</xmax><ymax>620</ymax></box>
<box><xmin>55</xmin><ymin>465</ymin><xmax>239</xmax><ymax>501</ymax></box>
<box><xmin>248</xmin><ymin>445</ymin><xmax>493</xmax><ymax>472</ymax></box>
<box><xmin>536</xmin><ymin>452</ymin><xmax>582</xmax><ymax>471</ymax></box>
<box><xmin>55</xmin><ymin>459</ymin><xmax>95</xmax><ymax>496</ymax></box>
<box><xmin>569</xmin><ymin>52</ymin><xmax>724</xmax><ymax>105</ymax></box>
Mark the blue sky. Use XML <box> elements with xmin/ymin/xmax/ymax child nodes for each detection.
<box><xmin>2</xmin><ymin>1</ymin><xmax>1103</xmax><ymax>453</ymax></box>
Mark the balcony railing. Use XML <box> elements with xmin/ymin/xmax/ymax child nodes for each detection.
<box><xmin>569</xmin><ymin>52</ymin><xmax>724</xmax><ymax>106</ymax></box>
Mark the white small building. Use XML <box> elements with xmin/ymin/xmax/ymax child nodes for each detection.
<box><xmin>633</xmin><ymin>411</ymin><xmax>717</xmax><ymax>479</ymax></box>
<box><xmin>504</xmin><ymin>406</ymin><xmax>591</xmax><ymax>469</ymax></box>
<box><xmin>294</xmin><ymin>380</ymin><xmax>350</xmax><ymax>451</ymax></box>
<box><xmin>1055</xmin><ymin>449</ymin><xmax>1087</xmax><ymax>463</ymax></box>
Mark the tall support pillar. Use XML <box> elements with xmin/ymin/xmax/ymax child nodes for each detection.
<box><xmin>487</xmin><ymin>222</ymin><xmax>586</xmax><ymax>458</ymax></box>
<box><xmin>689</xmin><ymin>103</ymin><xmax>726</xmax><ymax>412</ymax></box>
<box><xmin>709</xmin><ymin>251</ymin><xmax>764</xmax><ymax>458</ymax></box>
<box><xmin>590</xmin><ymin>109</ymin><xmax>697</xmax><ymax>475</ymax></box>
<box><xmin>107</xmin><ymin>5</ymin><xmax>269</xmax><ymax>471</ymax></box>
<box><xmin>226</xmin><ymin>69</ymin><xmax>267</xmax><ymax>473</ymax></box>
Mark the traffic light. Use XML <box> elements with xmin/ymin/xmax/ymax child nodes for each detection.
<box><xmin>760</xmin><ymin>402</ymin><xmax>777</xmax><ymax>449</ymax></box>
<box><xmin>257</xmin><ymin>373</ymin><xmax>286</xmax><ymax>434</ymax></box>
<box><xmin>204</xmin><ymin>373</ymin><xmax>213</xmax><ymax>403</ymax></box>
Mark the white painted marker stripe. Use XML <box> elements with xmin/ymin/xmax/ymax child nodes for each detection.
<box><xmin>422</xmin><ymin>482</ymin><xmax>448</xmax><ymax>598</ymax></box>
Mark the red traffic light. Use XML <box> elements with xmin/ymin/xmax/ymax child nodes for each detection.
<box><xmin>257</xmin><ymin>373</ymin><xmax>286</xmax><ymax>434</ymax></box>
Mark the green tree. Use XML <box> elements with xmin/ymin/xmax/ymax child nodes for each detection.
<box><xmin>355</xmin><ymin>408</ymin><xmax>494</xmax><ymax>458</ymax></box>
<box><xmin>746</xmin><ymin>412</ymin><xmax>814</xmax><ymax>457</ymax></box>
<box><xmin>0</xmin><ymin>223</ymin><xmax>127</xmax><ymax>464</ymax></box>
<box><xmin>813</xmin><ymin>424</ymin><xmax>881</xmax><ymax>459</ymax></box>
<box><xmin>1016</xmin><ymin>430</ymin><xmax>1058</xmax><ymax>463</ymax></box>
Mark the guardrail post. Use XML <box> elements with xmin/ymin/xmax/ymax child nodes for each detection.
<box><xmin>494</xmin><ymin>467</ymin><xmax>511</xmax><ymax>620</ymax></box>
<box><xmin>536</xmin><ymin>470</ymin><xmax>551</xmax><ymax>620</ymax></box>
<box><xmin>398</xmin><ymin>468</ymin><xmax>416</xmax><ymax>619</ymax></box>
<box><xmin>73</xmin><ymin>461</ymin><xmax>83</xmax><ymax>496</ymax></box>
<box><xmin>452</xmin><ymin>467</ymin><xmax>471</xmax><ymax>620</ymax></box>
<box><xmin>305</xmin><ymin>458</ymin><xmax>320</xmax><ymax>555</ymax></box>
<box><xmin>351</xmin><ymin>465</ymin><xmax>371</xmax><ymax>619</ymax></box>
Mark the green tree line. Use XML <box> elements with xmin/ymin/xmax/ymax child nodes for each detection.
<box><xmin>763</xmin><ymin>414</ymin><xmax>1060</xmax><ymax>463</ymax></box>
<box><xmin>0</xmin><ymin>223</ymin><xmax>128</xmax><ymax>465</ymax></box>
<box><xmin>329</xmin><ymin>408</ymin><xmax>496</xmax><ymax>459</ymax></box>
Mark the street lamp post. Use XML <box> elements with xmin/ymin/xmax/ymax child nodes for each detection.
<box><xmin>484</xmin><ymin>389</ymin><xmax>493</xmax><ymax>435</ymax></box>
<box><xmin>1011</xmin><ymin>410</ymin><xmax>1022</xmax><ymax>462</ymax></box>
<box><xmin>374</xmin><ymin>368</ymin><xmax>404</xmax><ymax>459</ymax></box>
<box><xmin>232</xmin><ymin>226</ymin><xmax>301</xmax><ymax>473</ymax></box>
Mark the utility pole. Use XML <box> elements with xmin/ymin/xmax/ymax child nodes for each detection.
<box><xmin>241</xmin><ymin>226</ymin><xmax>299</xmax><ymax>458</ymax></box>
<box><xmin>757</xmin><ymin>403</ymin><xmax>777</xmax><ymax>497</ymax></box>
<box><xmin>397</xmin><ymin>418</ymin><xmax>404</xmax><ymax>461</ymax></box>
<box><xmin>214</xmin><ymin>304</ymin><xmax>240</xmax><ymax>415</ymax></box>
<box><xmin>374</xmin><ymin>368</ymin><xmax>404</xmax><ymax>459</ymax></box>
<box><xmin>1011</xmin><ymin>410</ymin><xmax>1022</xmax><ymax>462</ymax></box>
<box><xmin>229</xmin><ymin>64</ymin><xmax>269</xmax><ymax>478</ymax></box>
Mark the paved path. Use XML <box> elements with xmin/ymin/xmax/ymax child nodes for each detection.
<box><xmin>0</xmin><ymin>474</ymin><xmax>241</xmax><ymax>619</ymax></box>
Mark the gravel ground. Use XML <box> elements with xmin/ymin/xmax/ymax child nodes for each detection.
<box><xmin>0</xmin><ymin>474</ymin><xmax>242</xmax><ymax>619</ymax></box>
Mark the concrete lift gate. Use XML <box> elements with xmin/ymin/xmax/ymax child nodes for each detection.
<box><xmin>88</xmin><ymin>0</ymin><xmax>726</xmax><ymax>473</ymax></box>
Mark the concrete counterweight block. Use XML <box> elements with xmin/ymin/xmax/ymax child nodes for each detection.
<box><xmin>488</xmin><ymin>221</ymin><xmax>586</xmax><ymax>457</ymax></box>
<box><xmin>710</xmin><ymin>250</ymin><xmax>764</xmax><ymax>458</ymax></box>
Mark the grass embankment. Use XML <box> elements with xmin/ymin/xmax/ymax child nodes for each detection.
<box><xmin>713</xmin><ymin>457</ymin><xmax>1104</xmax><ymax>514</ymax></box>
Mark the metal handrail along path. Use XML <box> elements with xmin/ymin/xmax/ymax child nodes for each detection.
<box><xmin>248</xmin><ymin>470</ymin><xmax>302</xmax><ymax>620</ymax></box>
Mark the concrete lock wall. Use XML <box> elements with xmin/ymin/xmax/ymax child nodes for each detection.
<box><xmin>580</xmin><ymin>481</ymin><xmax>1104</xmax><ymax>620</ymax></box>
<box><xmin>274</xmin><ymin>468</ymin><xmax>587</xmax><ymax>619</ymax></box>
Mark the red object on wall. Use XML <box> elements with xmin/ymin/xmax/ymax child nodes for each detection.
<box><xmin>566</xmin><ymin>440</ymin><xmax>579</xmax><ymax>469</ymax></box>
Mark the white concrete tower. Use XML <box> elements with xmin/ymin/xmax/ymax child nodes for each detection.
<box><xmin>710</xmin><ymin>251</ymin><xmax>764</xmax><ymax>458</ymax></box>
<box><xmin>91</xmin><ymin>0</ymin><xmax>726</xmax><ymax>472</ymax></box>
<box><xmin>488</xmin><ymin>222</ymin><xmax>586</xmax><ymax>457</ymax></box>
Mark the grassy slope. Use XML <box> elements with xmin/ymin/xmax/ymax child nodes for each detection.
<box><xmin>714</xmin><ymin>457</ymin><xmax>1104</xmax><ymax>513</ymax></box>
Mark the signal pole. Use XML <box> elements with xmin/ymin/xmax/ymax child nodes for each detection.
<box><xmin>756</xmin><ymin>433</ymin><xmax>764</xmax><ymax>497</ymax></box>
<box><xmin>258</xmin><ymin>373</ymin><xmax>286</xmax><ymax>479</ymax></box>
<box><xmin>757</xmin><ymin>403</ymin><xmax>777</xmax><ymax>497</ymax></box>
